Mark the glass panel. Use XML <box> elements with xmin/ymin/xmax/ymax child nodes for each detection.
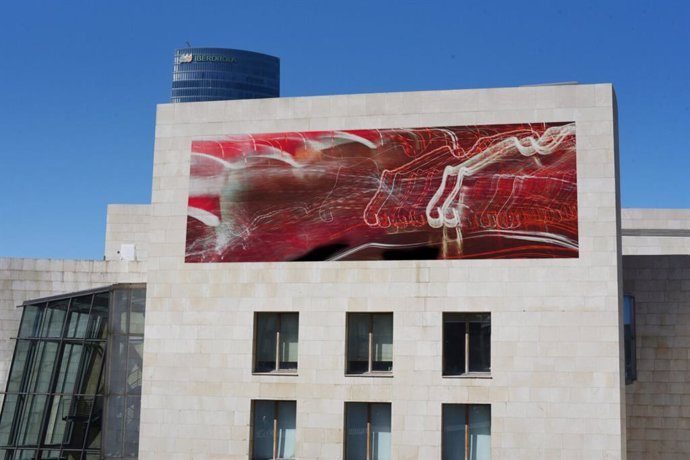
<box><xmin>67</xmin><ymin>295</ymin><xmax>92</xmax><ymax>339</ymax></box>
<box><xmin>279</xmin><ymin>314</ymin><xmax>298</xmax><ymax>370</ymax></box>
<box><xmin>61</xmin><ymin>396</ymin><xmax>94</xmax><ymax>449</ymax></box>
<box><xmin>253</xmin><ymin>400</ymin><xmax>275</xmax><ymax>460</ymax></box>
<box><xmin>89</xmin><ymin>293</ymin><xmax>109</xmax><ymax>339</ymax></box>
<box><xmin>129</xmin><ymin>288</ymin><xmax>146</xmax><ymax>336</ymax></box>
<box><xmin>123</xmin><ymin>396</ymin><xmax>141</xmax><ymax>456</ymax></box>
<box><xmin>624</xmin><ymin>295</ymin><xmax>636</xmax><ymax>384</ymax></box>
<box><xmin>370</xmin><ymin>403</ymin><xmax>391</xmax><ymax>460</ymax></box>
<box><xmin>43</xmin><ymin>450</ymin><xmax>61</xmax><ymax>459</ymax></box>
<box><xmin>17</xmin><ymin>394</ymin><xmax>47</xmax><ymax>446</ymax></box>
<box><xmin>255</xmin><ymin>315</ymin><xmax>277</xmax><ymax>372</ymax></box>
<box><xmin>85</xmin><ymin>396</ymin><xmax>104</xmax><ymax>449</ymax></box>
<box><xmin>55</xmin><ymin>344</ymin><xmax>84</xmax><ymax>395</ymax></box>
<box><xmin>43</xmin><ymin>300</ymin><xmax>68</xmax><ymax>337</ymax></box>
<box><xmin>109</xmin><ymin>335</ymin><xmax>128</xmax><ymax>394</ymax></box>
<box><xmin>80</xmin><ymin>343</ymin><xmax>105</xmax><ymax>396</ymax></box>
<box><xmin>0</xmin><ymin>394</ymin><xmax>19</xmax><ymax>445</ymax></box>
<box><xmin>347</xmin><ymin>314</ymin><xmax>369</xmax><ymax>374</ymax></box>
<box><xmin>468</xmin><ymin>315</ymin><xmax>490</xmax><ymax>373</ymax></box>
<box><xmin>44</xmin><ymin>395</ymin><xmax>70</xmax><ymax>445</ymax></box>
<box><xmin>111</xmin><ymin>290</ymin><xmax>129</xmax><ymax>335</ymax></box>
<box><xmin>19</xmin><ymin>305</ymin><xmax>42</xmax><ymax>338</ymax></box>
<box><xmin>17</xmin><ymin>449</ymin><xmax>39</xmax><ymax>459</ymax></box>
<box><xmin>624</xmin><ymin>296</ymin><xmax>634</xmax><ymax>325</ymax></box>
<box><xmin>44</xmin><ymin>396</ymin><xmax>60</xmax><ymax>445</ymax></box>
<box><xmin>372</xmin><ymin>315</ymin><xmax>393</xmax><ymax>372</ymax></box>
<box><xmin>444</xmin><ymin>317</ymin><xmax>466</xmax><ymax>376</ymax></box>
<box><xmin>345</xmin><ymin>403</ymin><xmax>367</xmax><ymax>460</ymax></box>
<box><xmin>67</xmin><ymin>310</ymin><xmax>90</xmax><ymax>339</ymax></box>
<box><xmin>276</xmin><ymin>401</ymin><xmax>296</xmax><ymax>459</ymax></box>
<box><xmin>7</xmin><ymin>340</ymin><xmax>30</xmax><ymax>392</ymax></box>
<box><xmin>468</xmin><ymin>405</ymin><xmax>491</xmax><ymax>460</ymax></box>
<box><xmin>443</xmin><ymin>405</ymin><xmax>466</xmax><ymax>460</ymax></box>
<box><xmin>27</xmin><ymin>341</ymin><xmax>58</xmax><ymax>393</ymax></box>
<box><xmin>103</xmin><ymin>395</ymin><xmax>124</xmax><ymax>457</ymax></box>
<box><xmin>127</xmin><ymin>339</ymin><xmax>144</xmax><ymax>394</ymax></box>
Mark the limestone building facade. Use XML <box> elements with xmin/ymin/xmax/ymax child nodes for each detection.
<box><xmin>1</xmin><ymin>84</ymin><xmax>689</xmax><ymax>459</ymax></box>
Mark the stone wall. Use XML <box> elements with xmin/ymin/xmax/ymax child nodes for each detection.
<box><xmin>623</xmin><ymin>255</ymin><xmax>690</xmax><ymax>459</ymax></box>
<box><xmin>141</xmin><ymin>84</ymin><xmax>624</xmax><ymax>459</ymax></box>
<box><xmin>104</xmin><ymin>204</ymin><xmax>151</xmax><ymax>261</ymax></box>
<box><xmin>622</xmin><ymin>209</ymin><xmax>690</xmax><ymax>256</ymax></box>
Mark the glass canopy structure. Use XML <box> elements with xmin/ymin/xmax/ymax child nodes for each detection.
<box><xmin>0</xmin><ymin>284</ymin><xmax>145</xmax><ymax>460</ymax></box>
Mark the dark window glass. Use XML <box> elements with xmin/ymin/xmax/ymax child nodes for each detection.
<box><xmin>372</xmin><ymin>315</ymin><xmax>393</xmax><ymax>372</ymax></box>
<box><xmin>345</xmin><ymin>402</ymin><xmax>391</xmax><ymax>460</ymax></box>
<box><xmin>468</xmin><ymin>319</ymin><xmax>491</xmax><ymax>372</ymax></box>
<box><xmin>255</xmin><ymin>314</ymin><xmax>277</xmax><ymax>372</ymax></box>
<box><xmin>347</xmin><ymin>313</ymin><xmax>393</xmax><ymax>374</ymax></box>
<box><xmin>252</xmin><ymin>400</ymin><xmax>296</xmax><ymax>460</ymax></box>
<box><xmin>624</xmin><ymin>295</ymin><xmax>637</xmax><ymax>384</ymax></box>
<box><xmin>443</xmin><ymin>319</ymin><xmax>466</xmax><ymax>375</ymax></box>
<box><xmin>443</xmin><ymin>313</ymin><xmax>491</xmax><ymax>376</ymax></box>
<box><xmin>442</xmin><ymin>404</ymin><xmax>491</xmax><ymax>460</ymax></box>
<box><xmin>254</xmin><ymin>313</ymin><xmax>298</xmax><ymax>373</ymax></box>
<box><xmin>347</xmin><ymin>314</ymin><xmax>369</xmax><ymax>374</ymax></box>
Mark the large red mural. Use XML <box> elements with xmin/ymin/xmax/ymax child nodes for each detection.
<box><xmin>185</xmin><ymin>122</ymin><xmax>578</xmax><ymax>262</ymax></box>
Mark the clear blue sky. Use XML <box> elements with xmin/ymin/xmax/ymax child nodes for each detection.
<box><xmin>1</xmin><ymin>0</ymin><xmax>688</xmax><ymax>260</ymax></box>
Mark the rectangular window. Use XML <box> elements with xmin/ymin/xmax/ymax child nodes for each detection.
<box><xmin>442</xmin><ymin>404</ymin><xmax>491</xmax><ymax>460</ymax></box>
<box><xmin>344</xmin><ymin>402</ymin><xmax>391</xmax><ymax>460</ymax></box>
<box><xmin>623</xmin><ymin>295</ymin><xmax>637</xmax><ymax>384</ymax></box>
<box><xmin>443</xmin><ymin>313</ymin><xmax>490</xmax><ymax>376</ymax></box>
<box><xmin>252</xmin><ymin>400</ymin><xmax>296</xmax><ymax>460</ymax></box>
<box><xmin>254</xmin><ymin>313</ymin><xmax>299</xmax><ymax>373</ymax></box>
<box><xmin>347</xmin><ymin>313</ymin><xmax>393</xmax><ymax>374</ymax></box>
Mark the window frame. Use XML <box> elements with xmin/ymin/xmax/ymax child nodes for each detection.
<box><xmin>250</xmin><ymin>399</ymin><xmax>296</xmax><ymax>460</ymax></box>
<box><xmin>343</xmin><ymin>402</ymin><xmax>391</xmax><ymax>460</ymax></box>
<box><xmin>253</xmin><ymin>312</ymin><xmax>299</xmax><ymax>375</ymax></box>
<box><xmin>345</xmin><ymin>313</ymin><xmax>393</xmax><ymax>376</ymax></box>
<box><xmin>441</xmin><ymin>403</ymin><xmax>491</xmax><ymax>460</ymax></box>
<box><xmin>442</xmin><ymin>313</ymin><xmax>491</xmax><ymax>377</ymax></box>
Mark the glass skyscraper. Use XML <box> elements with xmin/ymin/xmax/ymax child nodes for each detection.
<box><xmin>171</xmin><ymin>48</ymin><xmax>279</xmax><ymax>103</ymax></box>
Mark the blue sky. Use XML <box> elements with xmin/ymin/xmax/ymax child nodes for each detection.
<box><xmin>0</xmin><ymin>0</ymin><xmax>688</xmax><ymax>260</ymax></box>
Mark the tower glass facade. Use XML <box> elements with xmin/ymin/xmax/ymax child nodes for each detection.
<box><xmin>171</xmin><ymin>48</ymin><xmax>279</xmax><ymax>103</ymax></box>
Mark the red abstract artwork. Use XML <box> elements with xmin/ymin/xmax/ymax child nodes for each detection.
<box><xmin>185</xmin><ymin>122</ymin><xmax>578</xmax><ymax>262</ymax></box>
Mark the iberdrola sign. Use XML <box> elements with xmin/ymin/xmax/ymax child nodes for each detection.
<box><xmin>178</xmin><ymin>54</ymin><xmax>237</xmax><ymax>64</ymax></box>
